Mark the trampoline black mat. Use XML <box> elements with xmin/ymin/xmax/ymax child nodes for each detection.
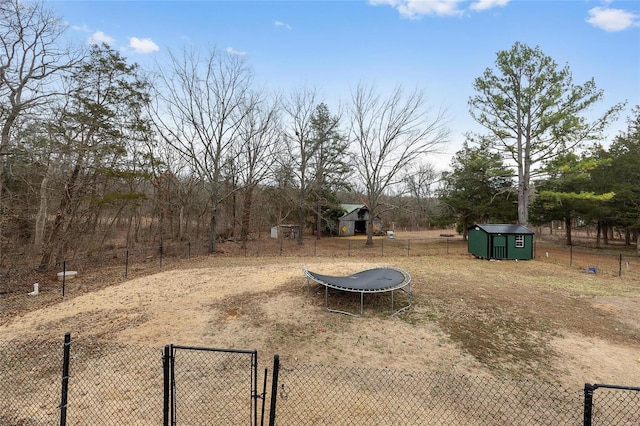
<box><xmin>303</xmin><ymin>267</ymin><xmax>411</xmax><ymax>293</ymax></box>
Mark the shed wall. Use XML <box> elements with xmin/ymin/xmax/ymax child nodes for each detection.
<box><xmin>468</xmin><ymin>228</ymin><xmax>490</xmax><ymax>258</ymax></box>
<box><xmin>507</xmin><ymin>234</ymin><xmax>534</xmax><ymax>260</ymax></box>
<box><xmin>339</xmin><ymin>220</ymin><xmax>356</xmax><ymax>236</ymax></box>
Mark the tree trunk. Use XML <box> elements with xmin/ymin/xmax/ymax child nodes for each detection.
<box><xmin>517</xmin><ymin>160</ymin><xmax>531</xmax><ymax>226</ymax></box>
<box><xmin>240</xmin><ymin>186</ymin><xmax>254</xmax><ymax>249</ymax></box>
<box><xmin>39</xmin><ymin>159</ymin><xmax>83</xmax><ymax>268</ymax></box>
<box><xmin>34</xmin><ymin>173</ymin><xmax>51</xmax><ymax>254</ymax></box>
<box><xmin>126</xmin><ymin>207</ymin><xmax>135</xmax><ymax>247</ymax></box>
<box><xmin>462</xmin><ymin>217</ymin><xmax>469</xmax><ymax>241</ymax></box>
<box><xmin>231</xmin><ymin>189</ymin><xmax>238</xmax><ymax>238</ymax></box>
<box><xmin>565</xmin><ymin>217</ymin><xmax>572</xmax><ymax>245</ymax></box>
<box><xmin>297</xmin><ymin>185</ymin><xmax>305</xmax><ymax>246</ymax></box>
<box><xmin>0</xmin><ymin>107</ymin><xmax>20</xmax><ymax>261</ymax></box>
<box><xmin>315</xmin><ymin>201</ymin><xmax>322</xmax><ymax>240</ymax></box>
<box><xmin>366</xmin><ymin>216</ymin><xmax>374</xmax><ymax>245</ymax></box>
<box><xmin>209</xmin><ymin>203</ymin><xmax>217</xmax><ymax>253</ymax></box>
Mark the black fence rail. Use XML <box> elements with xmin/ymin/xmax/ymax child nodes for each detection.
<box><xmin>1</xmin><ymin>335</ymin><xmax>639</xmax><ymax>425</ymax></box>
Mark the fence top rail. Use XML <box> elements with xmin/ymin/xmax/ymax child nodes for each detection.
<box><xmin>169</xmin><ymin>344</ymin><xmax>257</xmax><ymax>355</ymax></box>
<box><xmin>588</xmin><ymin>383</ymin><xmax>640</xmax><ymax>392</ymax></box>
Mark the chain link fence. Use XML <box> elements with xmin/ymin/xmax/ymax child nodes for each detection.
<box><xmin>0</xmin><ymin>339</ymin><xmax>62</xmax><ymax>425</ymax></box>
<box><xmin>2</xmin><ymin>336</ymin><xmax>639</xmax><ymax>425</ymax></box>
<box><xmin>272</xmin><ymin>363</ymin><xmax>584</xmax><ymax>425</ymax></box>
<box><xmin>64</xmin><ymin>339</ymin><xmax>163</xmax><ymax>425</ymax></box>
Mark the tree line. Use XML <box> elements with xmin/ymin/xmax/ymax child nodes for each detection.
<box><xmin>1</xmin><ymin>0</ymin><xmax>635</xmax><ymax>267</ymax></box>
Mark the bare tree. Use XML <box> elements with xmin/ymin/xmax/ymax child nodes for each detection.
<box><xmin>152</xmin><ymin>47</ymin><xmax>253</xmax><ymax>253</ymax></box>
<box><xmin>281</xmin><ymin>87</ymin><xmax>320</xmax><ymax>245</ymax></box>
<box><xmin>233</xmin><ymin>91</ymin><xmax>281</xmax><ymax>247</ymax></box>
<box><xmin>149</xmin><ymin>142</ymin><xmax>204</xmax><ymax>243</ymax></box>
<box><xmin>403</xmin><ymin>162</ymin><xmax>438</xmax><ymax>230</ymax></box>
<box><xmin>348</xmin><ymin>83</ymin><xmax>449</xmax><ymax>245</ymax></box>
<box><xmin>0</xmin><ymin>0</ymin><xmax>78</xmax><ymax>260</ymax></box>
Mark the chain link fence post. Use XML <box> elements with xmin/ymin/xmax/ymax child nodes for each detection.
<box><xmin>59</xmin><ymin>332</ymin><xmax>71</xmax><ymax>426</ymax></box>
<box><xmin>268</xmin><ymin>355</ymin><xmax>280</xmax><ymax>426</ymax></box>
<box><xmin>162</xmin><ymin>344</ymin><xmax>171</xmax><ymax>426</ymax></box>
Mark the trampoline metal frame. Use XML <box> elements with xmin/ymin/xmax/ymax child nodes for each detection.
<box><xmin>303</xmin><ymin>267</ymin><xmax>413</xmax><ymax>317</ymax></box>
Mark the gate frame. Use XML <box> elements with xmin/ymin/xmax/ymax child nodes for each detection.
<box><xmin>163</xmin><ymin>344</ymin><xmax>262</xmax><ymax>426</ymax></box>
<box><xmin>583</xmin><ymin>382</ymin><xmax>640</xmax><ymax>426</ymax></box>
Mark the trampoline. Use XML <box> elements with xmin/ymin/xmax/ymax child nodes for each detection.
<box><xmin>303</xmin><ymin>267</ymin><xmax>412</xmax><ymax>316</ymax></box>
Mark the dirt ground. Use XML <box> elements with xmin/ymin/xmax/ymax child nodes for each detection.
<box><xmin>1</xmin><ymin>230</ymin><xmax>639</xmax><ymax>390</ymax></box>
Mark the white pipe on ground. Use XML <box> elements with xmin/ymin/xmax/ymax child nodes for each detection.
<box><xmin>28</xmin><ymin>283</ymin><xmax>39</xmax><ymax>296</ymax></box>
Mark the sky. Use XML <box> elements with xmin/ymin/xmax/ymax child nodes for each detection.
<box><xmin>47</xmin><ymin>0</ymin><xmax>640</xmax><ymax>171</ymax></box>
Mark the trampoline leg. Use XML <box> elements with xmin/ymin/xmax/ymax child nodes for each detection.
<box><xmin>325</xmin><ymin>286</ymin><xmax>328</xmax><ymax>311</ymax></box>
<box><xmin>391</xmin><ymin>290</ymin><xmax>395</xmax><ymax>314</ymax></box>
<box><xmin>360</xmin><ymin>292</ymin><xmax>363</xmax><ymax>316</ymax></box>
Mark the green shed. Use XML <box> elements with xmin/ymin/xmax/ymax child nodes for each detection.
<box><xmin>468</xmin><ymin>224</ymin><xmax>535</xmax><ymax>260</ymax></box>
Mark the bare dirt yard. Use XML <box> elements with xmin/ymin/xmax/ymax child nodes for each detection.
<box><xmin>1</xmin><ymin>230</ymin><xmax>639</xmax><ymax>391</ymax></box>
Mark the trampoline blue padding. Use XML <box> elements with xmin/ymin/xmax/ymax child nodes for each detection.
<box><xmin>303</xmin><ymin>267</ymin><xmax>412</xmax><ymax>316</ymax></box>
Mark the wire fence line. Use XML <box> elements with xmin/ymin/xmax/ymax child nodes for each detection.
<box><xmin>537</xmin><ymin>242</ymin><xmax>640</xmax><ymax>279</ymax></box>
<box><xmin>1</xmin><ymin>235</ymin><xmax>638</xmax><ymax>297</ymax></box>
<box><xmin>1</xmin><ymin>335</ymin><xmax>639</xmax><ymax>425</ymax></box>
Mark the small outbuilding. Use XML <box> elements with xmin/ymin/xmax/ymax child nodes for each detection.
<box><xmin>338</xmin><ymin>204</ymin><xmax>382</xmax><ymax>237</ymax></box>
<box><xmin>270</xmin><ymin>224</ymin><xmax>300</xmax><ymax>239</ymax></box>
<box><xmin>468</xmin><ymin>224</ymin><xmax>535</xmax><ymax>260</ymax></box>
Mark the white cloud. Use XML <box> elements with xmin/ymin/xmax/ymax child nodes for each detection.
<box><xmin>226</xmin><ymin>46</ymin><xmax>247</xmax><ymax>56</ymax></box>
<box><xmin>586</xmin><ymin>7</ymin><xmax>638</xmax><ymax>32</ymax></box>
<box><xmin>369</xmin><ymin>0</ymin><xmax>513</xmax><ymax>18</ymax></box>
<box><xmin>129</xmin><ymin>37</ymin><xmax>159</xmax><ymax>54</ymax></box>
<box><xmin>470</xmin><ymin>0</ymin><xmax>509</xmax><ymax>12</ymax></box>
<box><xmin>404</xmin><ymin>0</ymin><xmax>464</xmax><ymax>18</ymax></box>
<box><xmin>87</xmin><ymin>31</ymin><xmax>115</xmax><ymax>46</ymax></box>
<box><xmin>274</xmin><ymin>20</ymin><xmax>292</xmax><ymax>30</ymax></box>
<box><xmin>71</xmin><ymin>24</ymin><xmax>91</xmax><ymax>33</ymax></box>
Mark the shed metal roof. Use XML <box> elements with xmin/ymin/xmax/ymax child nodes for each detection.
<box><xmin>341</xmin><ymin>204</ymin><xmax>365</xmax><ymax>214</ymax></box>
<box><xmin>472</xmin><ymin>224</ymin><xmax>534</xmax><ymax>235</ymax></box>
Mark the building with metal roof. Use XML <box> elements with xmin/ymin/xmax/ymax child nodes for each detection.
<box><xmin>468</xmin><ymin>224</ymin><xmax>535</xmax><ymax>260</ymax></box>
<box><xmin>338</xmin><ymin>204</ymin><xmax>382</xmax><ymax>237</ymax></box>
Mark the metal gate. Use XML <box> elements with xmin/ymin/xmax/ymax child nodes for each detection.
<box><xmin>584</xmin><ymin>383</ymin><xmax>640</xmax><ymax>425</ymax></box>
<box><xmin>163</xmin><ymin>345</ymin><xmax>263</xmax><ymax>425</ymax></box>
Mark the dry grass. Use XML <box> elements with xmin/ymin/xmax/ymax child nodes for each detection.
<box><xmin>1</xmin><ymin>231</ymin><xmax>640</xmax><ymax>389</ymax></box>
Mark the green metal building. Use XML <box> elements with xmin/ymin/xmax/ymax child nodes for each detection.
<box><xmin>468</xmin><ymin>224</ymin><xmax>535</xmax><ymax>260</ymax></box>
